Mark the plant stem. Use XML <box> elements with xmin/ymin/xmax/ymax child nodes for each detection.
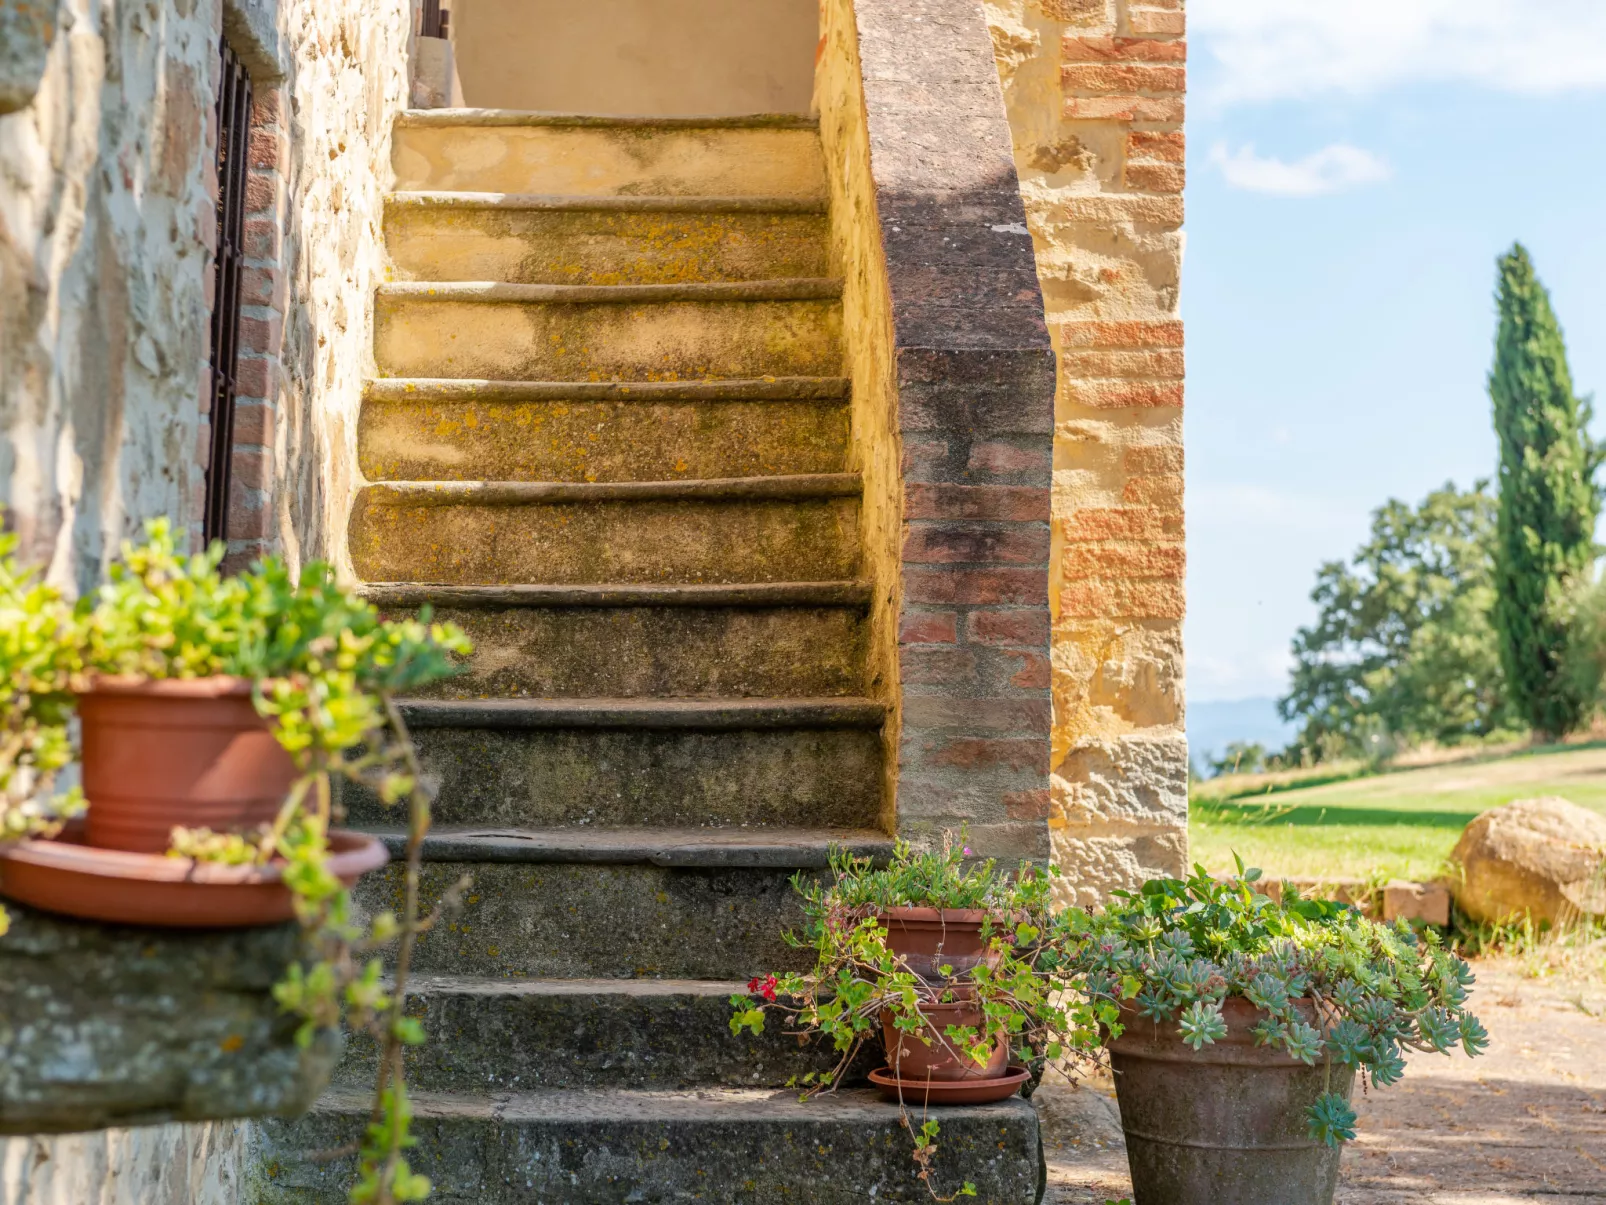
<box><xmin>374</xmin><ymin>691</ymin><xmax>431</xmax><ymax>1204</ymax></box>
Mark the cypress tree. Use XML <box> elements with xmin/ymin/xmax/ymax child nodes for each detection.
<box><xmin>1488</xmin><ymin>243</ymin><xmax>1601</xmax><ymax>739</ymax></box>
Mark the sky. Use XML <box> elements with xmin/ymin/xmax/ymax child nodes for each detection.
<box><xmin>1182</xmin><ymin>0</ymin><xmax>1606</xmax><ymax>704</ymax></box>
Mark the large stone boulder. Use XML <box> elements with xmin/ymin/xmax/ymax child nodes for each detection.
<box><xmin>1450</xmin><ymin>797</ymin><xmax>1606</xmax><ymax>927</ymax></box>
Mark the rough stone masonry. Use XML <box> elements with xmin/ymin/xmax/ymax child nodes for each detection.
<box><xmin>986</xmin><ymin>0</ymin><xmax>1189</xmax><ymax>905</ymax></box>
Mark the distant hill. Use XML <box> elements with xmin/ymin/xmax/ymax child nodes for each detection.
<box><xmin>1187</xmin><ymin>696</ymin><xmax>1299</xmax><ymax>771</ymax></box>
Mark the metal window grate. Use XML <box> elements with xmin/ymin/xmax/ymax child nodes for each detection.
<box><xmin>204</xmin><ymin>38</ymin><xmax>253</xmax><ymax>547</ymax></box>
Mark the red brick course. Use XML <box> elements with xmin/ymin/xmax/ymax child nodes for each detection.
<box><xmin>1061</xmin><ymin>507</ymin><xmax>1183</xmax><ymax>542</ymax></box>
<box><xmin>900</xmin><ymin>612</ymin><xmax>959</xmax><ymax>645</ymax></box>
<box><xmin>904</xmin><ymin>568</ymin><xmax>1049</xmax><ymax>606</ymax></box>
<box><xmin>903</xmin><ymin>524</ymin><xmax>1051</xmax><ymax>565</ymax></box>
<box><xmin>905</xmin><ymin>483</ymin><xmax>1049</xmax><ymax>521</ymax></box>
<box><xmin>1061</xmin><ymin>64</ymin><xmax>1185</xmax><ymax>95</ymax></box>
<box><xmin>1062</xmin><ymin>36</ymin><xmax>1187</xmax><ymax>63</ymax></box>
<box><xmin>967</xmin><ymin>609</ymin><xmax>1051</xmax><ymax>647</ymax></box>
<box><xmin>1057</xmin><ymin>320</ymin><xmax>1183</xmax><ymax>349</ymax></box>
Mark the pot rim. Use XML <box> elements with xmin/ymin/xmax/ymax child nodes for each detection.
<box><xmin>877</xmin><ymin>906</ymin><xmax>992</xmax><ymax>924</ymax></box>
<box><xmin>77</xmin><ymin>674</ymin><xmax>256</xmax><ymax>699</ymax></box>
<box><xmin>0</xmin><ymin>826</ymin><xmax>386</xmax><ymax>885</ymax></box>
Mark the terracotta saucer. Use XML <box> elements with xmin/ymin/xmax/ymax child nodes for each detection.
<box><xmin>0</xmin><ymin>827</ymin><xmax>389</xmax><ymax>928</ymax></box>
<box><xmin>869</xmin><ymin>1065</ymin><xmax>1031</xmax><ymax>1105</ymax></box>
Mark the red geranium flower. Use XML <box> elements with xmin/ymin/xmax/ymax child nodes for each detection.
<box><xmin>747</xmin><ymin>974</ymin><xmax>778</xmax><ymax>1002</ymax></box>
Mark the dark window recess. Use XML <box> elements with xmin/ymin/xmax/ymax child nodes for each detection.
<box><xmin>420</xmin><ymin>0</ymin><xmax>448</xmax><ymax>37</ymax></box>
<box><xmin>204</xmin><ymin>38</ymin><xmax>253</xmax><ymax>547</ymax></box>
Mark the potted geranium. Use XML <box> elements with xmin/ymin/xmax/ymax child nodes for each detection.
<box><xmin>1063</xmin><ymin>859</ymin><xmax>1489</xmax><ymax>1205</ymax></box>
<box><xmin>733</xmin><ymin>834</ymin><xmax>1100</xmax><ymax>1096</ymax></box>
<box><xmin>732</xmin><ymin>833</ymin><xmax>1103</xmax><ymax>1195</ymax></box>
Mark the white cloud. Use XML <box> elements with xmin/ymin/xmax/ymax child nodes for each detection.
<box><xmin>1192</xmin><ymin>0</ymin><xmax>1606</xmax><ymax>104</ymax></box>
<box><xmin>1210</xmin><ymin>142</ymin><xmax>1392</xmax><ymax>197</ymax></box>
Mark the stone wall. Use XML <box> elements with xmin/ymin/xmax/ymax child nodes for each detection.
<box><xmin>984</xmin><ymin>0</ymin><xmax>1188</xmax><ymax>902</ymax></box>
<box><xmin>820</xmin><ymin>0</ymin><xmax>1057</xmax><ymax>865</ymax></box>
<box><xmin>260</xmin><ymin>0</ymin><xmax>412</xmax><ymax>579</ymax></box>
<box><xmin>0</xmin><ymin>0</ymin><xmax>412</xmax><ymax>1197</ymax></box>
<box><xmin>0</xmin><ymin>0</ymin><xmax>219</xmax><ymax>593</ymax></box>
<box><xmin>0</xmin><ymin>1123</ymin><xmax>243</xmax><ymax>1205</ymax></box>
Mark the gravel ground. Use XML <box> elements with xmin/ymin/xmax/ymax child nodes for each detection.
<box><xmin>1037</xmin><ymin>960</ymin><xmax>1606</xmax><ymax>1204</ymax></box>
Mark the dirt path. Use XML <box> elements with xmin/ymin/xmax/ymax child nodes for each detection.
<box><xmin>1037</xmin><ymin>961</ymin><xmax>1606</xmax><ymax>1204</ymax></box>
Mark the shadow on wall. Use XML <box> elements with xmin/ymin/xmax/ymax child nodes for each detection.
<box><xmin>0</xmin><ymin>0</ymin><xmax>216</xmax><ymax>595</ymax></box>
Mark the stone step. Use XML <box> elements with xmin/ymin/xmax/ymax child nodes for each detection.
<box><xmin>333</xmin><ymin>975</ymin><xmax>878</xmax><ymax>1093</ymax></box>
<box><xmin>372</xmin><ymin>280</ymin><xmax>843</xmax><ymax>382</ymax></box>
<box><xmin>348</xmin><ymin>475</ymin><xmax>862</xmax><ymax>585</ymax></box>
<box><xmin>348</xmin><ymin>826</ymin><xmax>893</xmax><ymax>980</ymax></box>
<box><xmin>390</xmin><ymin>111</ymin><xmax>827</xmax><ymax>199</ymax></box>
<box><xmin>358</xmin><ymin>376</ymin><xmax>851</xmax><ymax>483</ymax></box>
<box><xmin>343</xmin><ymin>699</ymin><xmax>887</xmax><ymax>832</ymax></box>
<box><xmin>384</xmin><ymin>193</ymin><xmax>830</xmax><ymax>285</ymax></box>
<box><xmin>363</xmin><ymin>583</ymin><xmax>870</xmax><ymax>699</ymax></box>
<box><xmin>252</xmin><ymin>1085</ymin><xmax>1042</xmax><ymax>1204</ymax></box>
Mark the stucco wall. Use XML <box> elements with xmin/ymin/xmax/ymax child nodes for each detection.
<box><xmin>448</xmin><ymin>0</ymin><xmax>818</xmax><ymax>116</ymax></box>
<box><xmin>984</xmin><ymin>0</ymin><xmax>1188</xmax><ymax>902</ymax></box>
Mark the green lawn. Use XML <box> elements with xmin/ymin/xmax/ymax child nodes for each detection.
<box><xmin>1189</xmin><ymin>743</ymin><xmax>1606</xmax><ymax>881</ymax></box>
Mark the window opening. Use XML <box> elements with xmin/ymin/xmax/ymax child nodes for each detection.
<box><xmin>204</xmin><ymin>38</ymin><xmax>253</xmax><ymax>546</ymax></box>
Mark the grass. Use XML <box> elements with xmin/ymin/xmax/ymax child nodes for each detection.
<box><xmin>1189</xmin><ymin>741</ymin><xmax>1606</xmax><ymax>881</ymax></box>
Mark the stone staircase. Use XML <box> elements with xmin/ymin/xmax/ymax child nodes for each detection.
<box><xmin>251</xmin><ymin>111</ymin><xmax>1041</xmax><ymax>1203</ymax></box>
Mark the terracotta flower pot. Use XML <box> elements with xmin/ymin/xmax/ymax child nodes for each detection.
<box><xmin>0</xmin><ymin>825</ymin><xmax>388</xmax><ymax>928</ymax></box>
<box><xmin>1108</xmin><ymin>996</ymin><xmax>1356</xmax><ymax>1205</ymax></box>
<box><xmin>78</xmin><ymin>676</ymin><xmax>298</xmax><ymax>854</ymax></box>
<box><xmin>877</xmin><ymin>907</ymin><xmax>999</xmax><ymax>982</ymax></box>
<box><xmin>880</xmin><ymin>999</ymin><xmax>1011</xmax><ymax>1082</ymax></box>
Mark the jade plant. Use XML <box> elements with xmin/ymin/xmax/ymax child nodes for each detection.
<box><xmin>1062</xmin><ymin>857</ymin><xmax>1490</xmax><ymax>1145</ymax></box>
<box><xmin>0</xmin><ymin>519</ymin><xmax>470</xmax><ymax>1204</ymax></box>
<box><xmin>731</xmin><ymin>834</ymin><xmax>1104</xmax><ymax>1199</ymax></box>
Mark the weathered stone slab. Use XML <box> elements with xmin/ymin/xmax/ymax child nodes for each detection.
<box><xmin>335</xmin><ymin>975</ymin><xmax>879</xmax><ymax>1092</ymax></box>
<box><xmin>384</xmin><ymin>200</ymin><xmax>830</xmax><ymax>286</ymax></box>
<box><xmin>353</xmin><ymin>859</ymin><xmax>818</xmax><ymax>980</ymax></box>
<box><xmin>343</xmin><ymin>718</ymin><xmax>885</xmax><ymax>831</ymax></box>
<box><xmin>251</xmin><ymin>1086</ymin><xmax>1043</xmax><ymax>1204</ymax></box>
<box><xmin>0</xmin><ymin>905</ymin><xmax>337</xmax><ymax>1135</ymax></box>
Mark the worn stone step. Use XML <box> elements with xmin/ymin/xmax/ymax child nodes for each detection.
<box><xmin>341</xmin><ymin>698</ymin><xmax>886</xmax><ymax>831</ymax></box>
<box><xmin>252</xmin><ymin>1084</ymin><xmax>1042</xmax><ymax>1204</ymax></box>
<box><xmin>385</xmin><ymin>194</ymin><xmax>830</xmax><ymax>285</ymax></box>
<box><xmin>348</xmin><ymin>475</ymin><xmax>862</xmax><ymax>585</ymax></box>
<box><xmin>373</xmin><ymin>280</ymin><xmax>843</xmax><ymax>382</ymax></box>
<box><xmin>368</xmin><ymin>590</ymin><xmax>868</xmax><ymax>699</ymax></box>
<box><xmin>334</xmin><ymin>975</ymin><xmax>877</xmax><ymax>1093</ymax></box>
<box><xmin>390</xmin><ymin>111</ymin><xmax>827</xmax><ymax>199</ymax></box>
<box><xmin>358</xmin><ymin>377</ymin><xmax>851</xmax><ymax>483</ymax></box>
<box><xmin>346</xmin><ymin>826</ymin><xmax>890</xmax><ymax>979</ymax></box>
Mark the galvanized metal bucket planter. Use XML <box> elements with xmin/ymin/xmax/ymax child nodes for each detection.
<box><xmin>1108</xmin><ymin>997</ymin><xmax>1356</xmax><ymax>1205</ymax></box>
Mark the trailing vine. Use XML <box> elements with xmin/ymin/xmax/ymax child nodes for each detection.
<box><xmin>0</xmin><ymin>519</ymin><xmax>469</xmax><ymax>1203</ymax></box>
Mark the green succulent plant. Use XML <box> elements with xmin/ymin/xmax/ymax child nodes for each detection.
<box><xmin>1063</xmin><ymin>856</ymin><xmax>1489</xmax><ymax>1146</ymax></box>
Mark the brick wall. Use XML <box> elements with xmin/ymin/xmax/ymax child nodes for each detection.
<box><xmin>221</xmin><ymin>83</ymin><xmax>288</xmax><ymax>569</ymax></box>
<box><xmin>822</xmin><ymin>0</ymin><xmax>1057</xmax><ymax>865</ymax></box>
<box><xmin>986</xmin><ymin>0</ymin><xmax>1188</xmax><ymax>903</ymax></box>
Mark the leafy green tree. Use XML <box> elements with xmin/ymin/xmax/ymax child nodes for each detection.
<box><xmin>1206</xmin><ymin>741</ymin><xmax>1268</xmax><ymax>778</ymax></box>
<box><xmin>1279</xmin><ymin>483</ymin><xmax>1513</xmax><ymax>757</ymax></box>
<box><xmin>1489</xmin><ymin>243</ymin><xmax>1602</xmax><ymax>739</ymax></box>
